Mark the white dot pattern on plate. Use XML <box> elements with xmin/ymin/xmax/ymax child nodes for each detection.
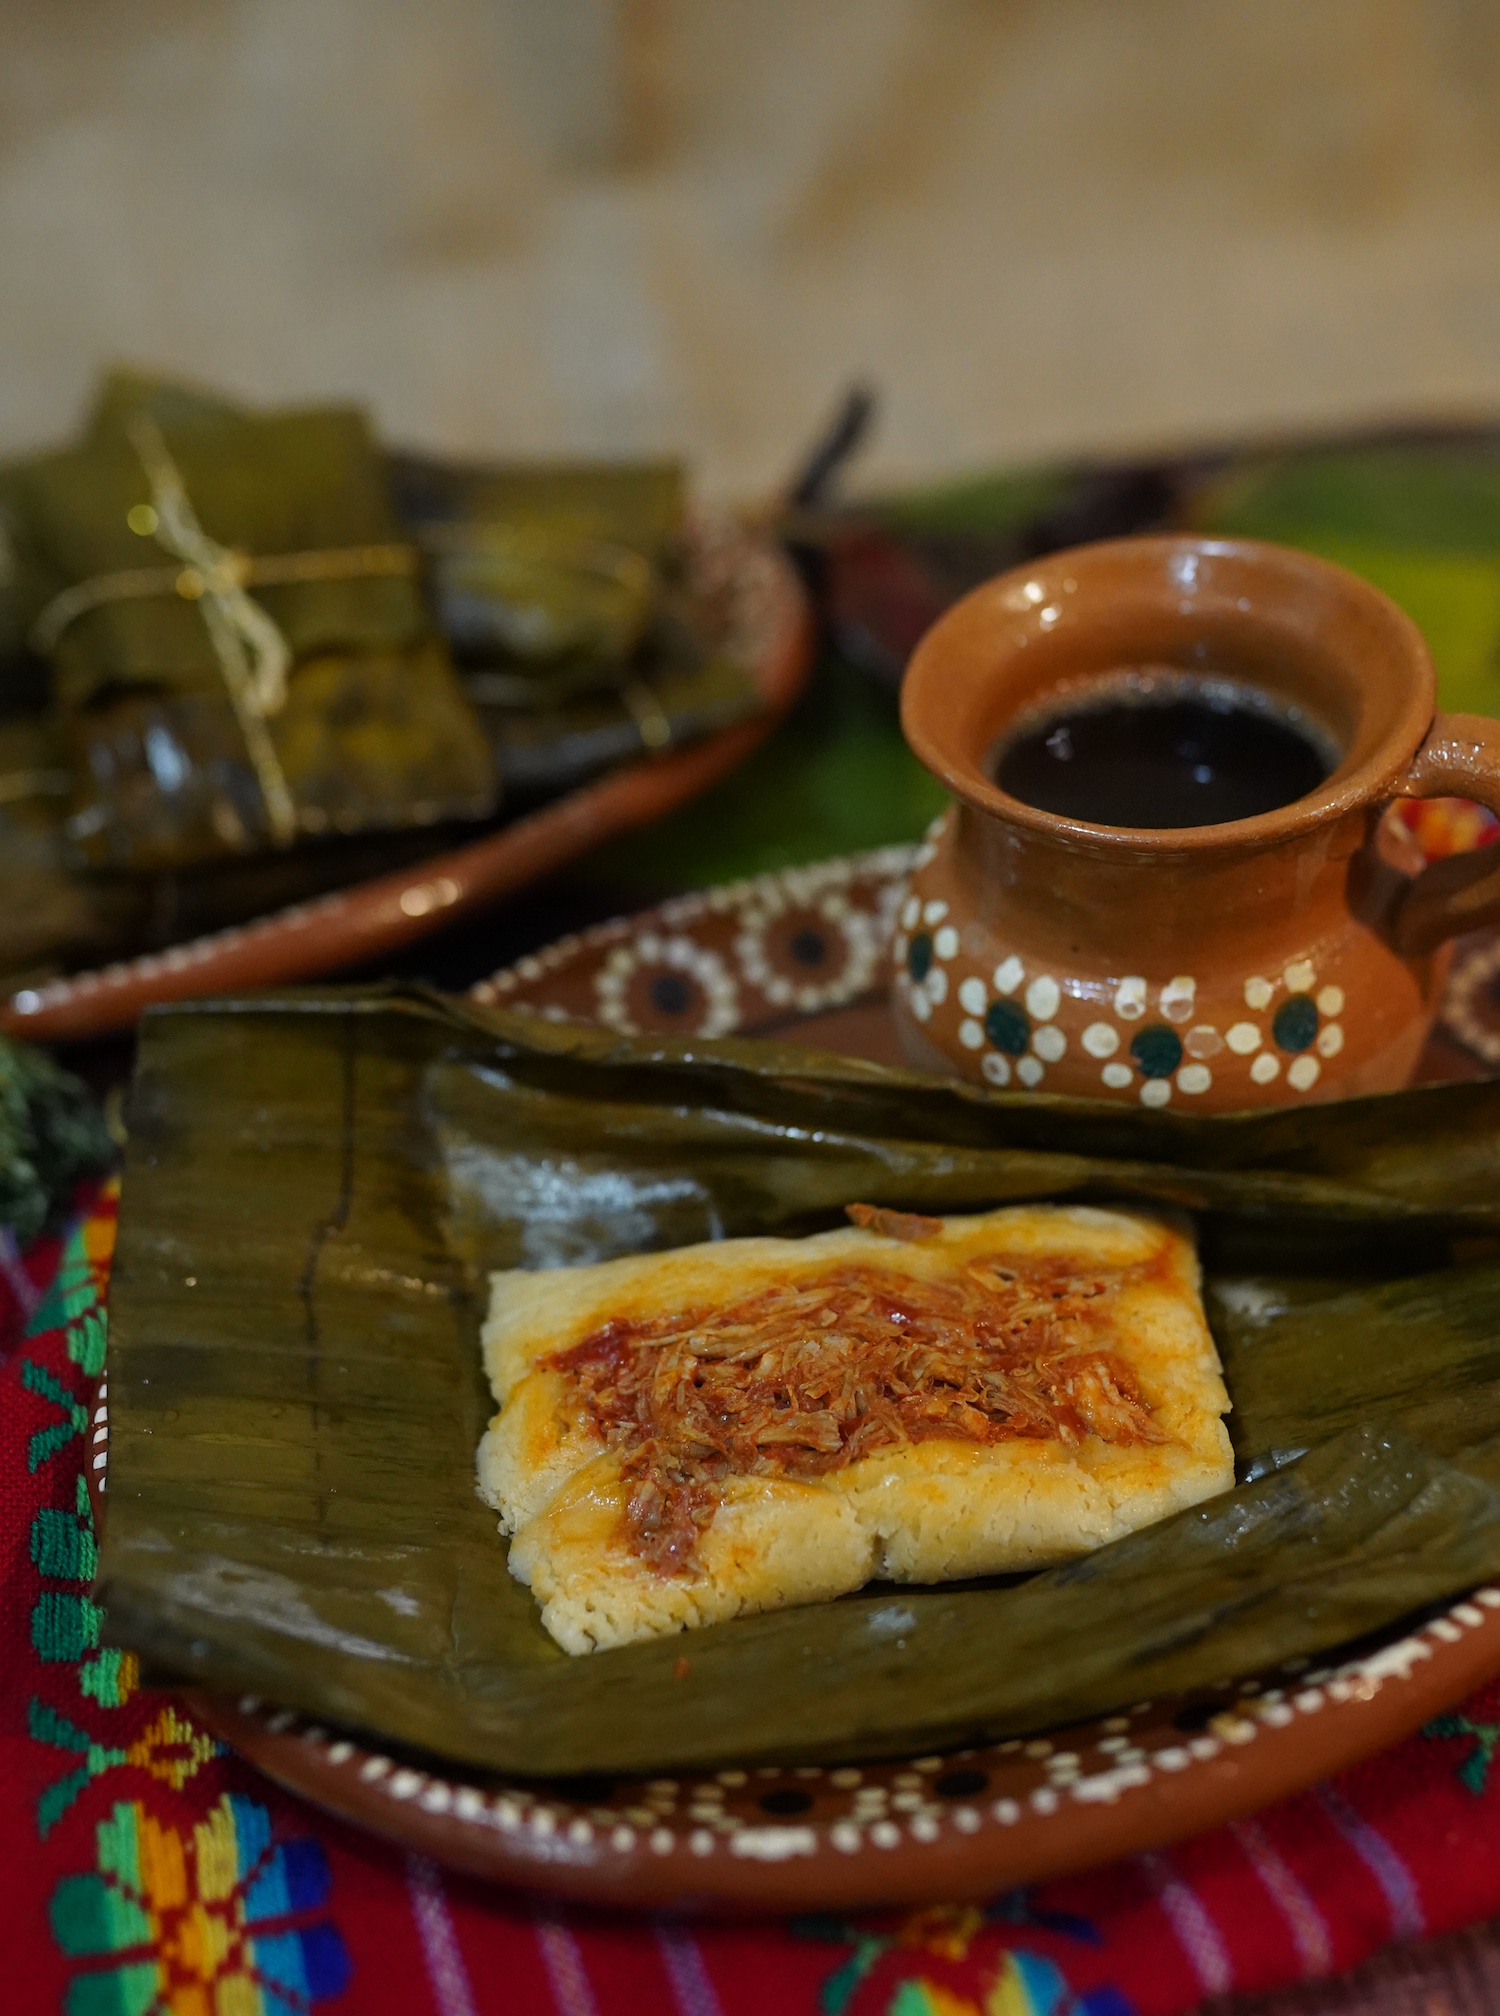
<box><xmin>195</xmin><ymin>1580</ymin><xmax>1500</xmax><ymax>1880</ymax></box>
<box><xmin>1025</xmin><ymin>975</ymin><xmax>1060</xmax><ymax>1021</ymax></box>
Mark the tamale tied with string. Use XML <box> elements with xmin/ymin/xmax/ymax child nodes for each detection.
<box><xmin>10</xmin><ymin>380</ymin><xmax>497</xmax><ymax>872</ymax></box>
<box><xmin>0</xmin><ymin>378</ymin><xmax>772</xmax><ymax>987</ymax></box>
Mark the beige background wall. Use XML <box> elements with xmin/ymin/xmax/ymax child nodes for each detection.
<box><xmin>6</xmin><ymin>0</ymin><xmax>1500</xmax><ymax>496</ymax></box>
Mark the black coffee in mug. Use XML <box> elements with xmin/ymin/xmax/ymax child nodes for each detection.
<box><xmin>993</xmin><ymin>667</ymin><xmax>1334</xmax><ymax>829</ymax></box>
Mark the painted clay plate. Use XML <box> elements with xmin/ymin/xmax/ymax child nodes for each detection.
<box><xmin>2</xmin><ymin>517</ymin><xmax>812</xmax><ymax>1044</ymax></box>
<box><xmin>81</xmin><ymin>850</ymin><xmax>1500</xmax><ymax>1913</ymax></box>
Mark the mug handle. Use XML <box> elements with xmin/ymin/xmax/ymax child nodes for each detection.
<box><xmin>1391</xmin><ymin>712</ymin><xmax>1500</xmax><ymax>956</ymax></box>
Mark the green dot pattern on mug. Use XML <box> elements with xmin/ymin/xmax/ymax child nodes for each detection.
<box><xmin>907</xmin><ymin>932</ymin><xmax>933</xmax><ymax>983</ymax></box>
<box><xmin>984</xmin><ymin>999</ymin><xmax>1031</xmax><ymax>1057</ymax></box>
<box><xmin>1273</xmin><ymin>994</ymin><xmax>1319</xmax><ymax>1053</ymax></box>
<box><xmin>1130</xmin><ymin>1025</ymin><xmax>1184</xmax><ymax>1079</ymax></box>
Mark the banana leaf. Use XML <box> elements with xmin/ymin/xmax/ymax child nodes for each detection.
<box><xmin>96</xmin><ymin>990</ymin><xmax>1500</xmax><ymax>1776</ymax></box>
<box><xmin>0</xmin><ymin>725</ymin><xmax>483</xmax><ymax>994</ymax></box>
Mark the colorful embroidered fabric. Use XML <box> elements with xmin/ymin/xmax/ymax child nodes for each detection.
<box><xmin>12</xmin><ymin>1191</ymin><xmax>1500</xmax><ymax>2016</ymax></box>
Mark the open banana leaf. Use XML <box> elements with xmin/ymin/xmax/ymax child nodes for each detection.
<box><xmin>97</xmin><ymin>990</ymin><xmax>1500</xmax><ymax>1776</ymax></box>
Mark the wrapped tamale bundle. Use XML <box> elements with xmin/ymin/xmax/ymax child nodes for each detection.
<box><xmin>11</xmin><ymin>377</ymin><xmax>497</xmax><ymax>872</ymax></box>
<box><xmin>0</xmin><ymin>717</ymin><xmax>148</xmax><ymax>988</ymax></box>
<box><xmin>390</xmin><ymin>452</ymin><xmax>763</xmax><ymax>796</ymax></box>
<box><xmin>390</xmin><ymin>452</ymin><xmax>687</xmax><ymax>568</ymax></box>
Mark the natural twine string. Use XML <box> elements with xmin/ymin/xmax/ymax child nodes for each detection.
<box><xmin>29</xmin><ymin>415</ymin><xmax>420</xmax><ymax>850</ymax></box>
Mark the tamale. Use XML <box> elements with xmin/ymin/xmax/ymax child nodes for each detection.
<box><xmin>391</xmin><ymin>452</ymin><xmax>763</xmax><ymax>793</ymax></box>
<box><xmin>11</xmin><ymin>383</ymin><xmax>496</xmax><ymax>872</ymax></box>
<box><xmin>0</xmin><ymin>716</ymin><xmax>147</xmax><ymax>985</ymax></box>
<box><xmin>480</xmin><ymin>1204</ymin><xmax>1234</xmax><ymax>1653</ymax></box>
<box><xmin>0</xmin><ymin>701</ymin><xmax>486</xmax><ymax>986</ymax></box>
<box><xmin>388</xmin><ymin>453</ymin><xmax>687</xmax><ymax>567</ymax></box>
<box><xmin>92</xmin><ymin>992</ymin><xmax>1500</xmax><ymax>1775</ymax></box>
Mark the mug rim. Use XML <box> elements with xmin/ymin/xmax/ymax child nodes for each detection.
<box><xmin>899</xmin><ymin>533</ymin><xmax>1436</xmax><ymax>854</ymax></box>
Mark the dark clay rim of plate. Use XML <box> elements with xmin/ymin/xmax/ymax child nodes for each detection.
<box><xmin>1</xmin><ymin>515</ymin><xmax>813</xmax><ymax>1044</ymax></box>
<box><xmin>81</xmin><ymin>852</ymin><xmax>1500</xmax><ymax>1914</ymax></box>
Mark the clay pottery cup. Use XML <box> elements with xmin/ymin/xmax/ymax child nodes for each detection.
<box><xmin>894</xmin><ymin>534</ymin><xmax>1500</xmax><ymax>1110</ymax></box>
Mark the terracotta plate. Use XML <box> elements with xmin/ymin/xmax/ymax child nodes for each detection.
<box><xmin>2</xmin><ymin>518</ymin><xmax>812</xmax><ymax>1044</ymax></box>
<box><xmin>89</xmin><ymin>852</ymin><xmax>1500</xmax><ymax>1913</ymax></box>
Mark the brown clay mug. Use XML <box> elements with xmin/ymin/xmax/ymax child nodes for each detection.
<box><xmin>893</xmin><ymin>534</ymin><xmax>1500</xmax><ymax>1110</ymax></box>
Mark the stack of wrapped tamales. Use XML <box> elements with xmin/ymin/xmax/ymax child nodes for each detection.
<box><xmin>0</xmin><ymin>372</ymin><xmax>761</xmax><ymax>993</ymax></box>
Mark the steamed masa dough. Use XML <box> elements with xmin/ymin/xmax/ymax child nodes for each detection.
<box><xmin>476</xmin><ymin>1204</ymin><xmax>1233</xmax><ymax>1654</ymax></box>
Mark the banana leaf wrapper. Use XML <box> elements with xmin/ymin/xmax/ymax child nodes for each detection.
<box><xmin>0</xmin><ymin>716</ymin><xmax>153</xmax><ymax>985</ymax></box>
<box><xmin>97</xmin><ymin>990</ymin><xmax>1500</xmax><ymax>1777</ymax></box>
<box><xmin>0</xmin><ymin>706</ymin><xmax>485</xmax><ymax>990</ymax></box>
<box><xmin>429</xmin><ymin>525</ymin><xmax>659</xmax><ymax>686</ymax></box>
<box><xmin>392</xmin><ymin>451</ymin><xmax>684</xmax><ymax>694</ymax></box>
<box><xmin>390</xmin><ymin>450</ymin><xmax>762</xmax><ymax>791</ymax></box>
<box><xmin>389</xmin><ymin>452</ymin><xmax>687</xmax><ymax>568</ymax></box>
<box><xmin>8</xmin><ymin>387</ymin><xmax>495</xmax><ymax>873</ymax></box>
<box><xmin>463</xmin><ymin>585</ymin><xmax>763</xmax><ymax>799</ymax></box>
<box><xmin>481</xmin><ymin>647</ymin><xmax>763</xmax><ymax>798</ymax></box>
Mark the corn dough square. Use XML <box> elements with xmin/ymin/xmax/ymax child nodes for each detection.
<box><xmin>476</xmin><ymin>1204</ymin><xmax>1233</xmax><ymax>1653</ymax></box>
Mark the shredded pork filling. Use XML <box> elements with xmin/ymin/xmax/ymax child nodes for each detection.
<box><xmin>547</xmin><ymin>1251</ymin><xmax>1167</xmax><ymax>1574</ymax></box>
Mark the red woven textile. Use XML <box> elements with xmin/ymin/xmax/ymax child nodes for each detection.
<box><xmin>8</xmin><ymin>1190</ymin><xmax>1500</xmax><ymax>2016</ymax></box>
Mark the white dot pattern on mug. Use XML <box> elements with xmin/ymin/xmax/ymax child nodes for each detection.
<box><xmin>896</xmin><ymin>913</ymin><xmax>1346</xmax><ymax>1106</ymax></box>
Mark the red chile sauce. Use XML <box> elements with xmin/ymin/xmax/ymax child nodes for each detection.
<box><xmin>545</xmin><ymin>1252</ymin><xmax>1164</xmax><ymax>1575</ymax></box>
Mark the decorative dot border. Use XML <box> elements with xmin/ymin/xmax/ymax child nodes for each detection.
<box><xmin>471</xmin><ymin>844</ymin><xmax>919</xmax><ymax>1031</ymax></box>
<box><xmin>1443</xmin><ymin>936</ymin><xmax>1500</xmax><ymax>1069</ymax></box>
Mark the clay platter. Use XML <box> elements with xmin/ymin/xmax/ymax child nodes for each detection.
<box><xmin>84</xmin><ymin>847</ymin><xmax>1500</xmax><ymax>1913</ymax></box>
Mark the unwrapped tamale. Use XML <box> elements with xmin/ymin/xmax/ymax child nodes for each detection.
<box><xmin>11</xmin><ymin>378</ymin><xmax>497</xmax><ymax>871</ymax></box>
<box><xmin>480</xmin><ymin>1203</ymin><xmax>1233</xmax><ymax>1653</ymax></box>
